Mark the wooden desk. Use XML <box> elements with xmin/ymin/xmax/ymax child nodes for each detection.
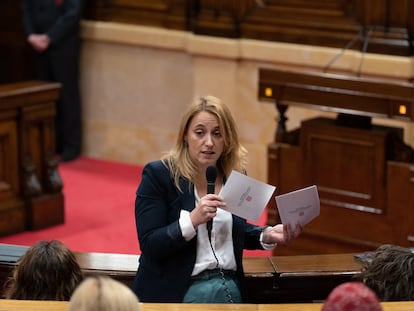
<box><xmin>258</xmin><ymin>68</ymin><xmax>414</xmax><ymax>255</ymax></box>
<box><xmin>141</xmin><ymin>303</ymin><xmax>257</xmax><ymax>311</ymax></box>
<box><xmin>75</xmin><ymin>250</ymin><xmax>139</xmax><ymax>288</ymax></box>
<box><xmin>242</xmin><ymin>257</ymin><xmax>275</xmax><ymax>303</ymax></box>
<box><xmin>270</xmin><ymin>254</ymin><xmax>362</xmax><ymax>302</ymax></box>
<box><xmin>258</xmin><ymin>69</ymin><xmax>414</xmax><ymax>127</ymax></box>
<box><xmin>0</xmin><ymin>244</ymin><xmax>364</xmax><ymax>303</ymax></box>
<box><xmin>0</xmin><ymin>299</ymin><xmax>67</xmax><ymax>311</ymax></box>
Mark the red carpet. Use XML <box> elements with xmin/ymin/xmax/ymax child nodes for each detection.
<box><xmin>0</xmin><ymin>157</ymin><xmax>142</xmax><ymax>254</ymax></box>
<box><xmin>0</xmin><ymin>157</ymin><xmax>270</xmax><ymax>257</ymax></box>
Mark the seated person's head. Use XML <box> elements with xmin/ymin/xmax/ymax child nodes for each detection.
<box><xmin>68</xmin><ymin>276</ymin><xmax>140</xmax><ymax>311</ymax></box>
<box><xmin>359</xmin><ymin>244</ymin><xmax>414</xmax><ymax>301</ymax></box>
<box><xmin>322</xmin><ymin>282</ymin><xmax>382</xmax><ymax>311</ymax></box>
<box><xmin>3</xmin><ymin>240</ymin><xmax>83</xmax><ymax>300</ymax></box>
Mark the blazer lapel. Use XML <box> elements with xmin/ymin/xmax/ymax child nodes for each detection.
<box><xmin>178</xmin><ymin>177</ymin><xmax>196</xmax><ymax>212</ymax></box>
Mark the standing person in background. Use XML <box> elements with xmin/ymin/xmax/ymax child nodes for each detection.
<box><xmin>3</xmin><ymin>240</ymin><xmax>84</xmax><ymax>300</ymax></box>
<box><xmin>22</xmin><ymin>0</ymin><xmax>83</xmax><ymax>162</ymax></box>
<box><xmin>132</xmin><ymin>95</ymin><xmax>303</xmax><ymax>303</ymax></box>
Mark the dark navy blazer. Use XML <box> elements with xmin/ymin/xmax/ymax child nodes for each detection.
<box><xmin>132</xmin><ymin>160</ymin><xmax>266</xmax><ymax>302</ymax></box>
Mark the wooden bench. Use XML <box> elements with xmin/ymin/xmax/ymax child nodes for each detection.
<box><xmin>0</xmin><ymin>299</ymin><xmax>414</xmax><ymax>311</ymax></box>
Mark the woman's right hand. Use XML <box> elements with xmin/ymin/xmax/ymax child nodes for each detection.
<box><xmin>190</xmin><ymin>194</ymin><xmax>226</xmax><ymax>229</ymax></box>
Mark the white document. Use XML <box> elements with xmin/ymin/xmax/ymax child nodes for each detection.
<box><xmin>219</xmin><ymin>170</ymin><xmax>276</xmax><ymax>222</ymax></box>
<box><xmin>275</xmin><ymin>185</ymin><xmax>320</xmax><ymax>227</ymax></box>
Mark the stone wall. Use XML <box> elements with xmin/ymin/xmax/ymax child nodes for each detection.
<box><xmin>80</xmin><ymin>21</ymin><xmax>414</xmax><ymax>182</ymax></box>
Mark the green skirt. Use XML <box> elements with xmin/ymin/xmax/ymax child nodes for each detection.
<box><xmin>183</xmin><ymin>269</ymin><xmax>242</xmax><ymax>303</ymax></box>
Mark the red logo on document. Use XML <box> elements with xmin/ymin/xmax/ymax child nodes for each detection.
<box><xmin>245</xmin><ymin>195</ymin><xmax>252</xmax><ymax>202</ymax></box>
<box><xmin>299</xmin><ymin>211</ymin><xmax>305</xmax><ymax>216</ymax></box>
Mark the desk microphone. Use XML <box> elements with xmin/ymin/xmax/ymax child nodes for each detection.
<box><xmin>206</xmin><ymin>166</ymin><xmax>217</xmax><ymax>241</ymax></box>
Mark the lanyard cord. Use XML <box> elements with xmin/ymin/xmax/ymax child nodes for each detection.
<box><xmin>194</xmin><ymin>186</ymin><xmax>235</xmax><ymax>303</ymax></box>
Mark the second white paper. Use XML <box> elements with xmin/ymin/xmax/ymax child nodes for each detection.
<box><xmin>275</xmin><ymin>185</ymin><xmax>320</xmax><ymax>228</ymax></box>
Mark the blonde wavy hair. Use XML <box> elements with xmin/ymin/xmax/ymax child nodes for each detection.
<box><xmin>163</xmin><ymin>95</ymin><xmax>248</xmax><ymax>191</ymax></box>
<box><xmin>68</xmin><ymin>276</ymin><xmax>140</xmax><ymax>311</ymax></box>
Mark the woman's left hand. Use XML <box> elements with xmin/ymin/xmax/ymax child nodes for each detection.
<box><xmin>262</xmin><ymin>223</ymin><xmax>303</xmax><ymax>245</ymax></box>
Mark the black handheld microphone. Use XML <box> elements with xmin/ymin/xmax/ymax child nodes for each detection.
<box><xmin>205</xmin><ymin>166</ymin><xmax>217</xmax><ymax>241</ymax></box>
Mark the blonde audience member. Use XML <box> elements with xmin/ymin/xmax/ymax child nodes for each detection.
<box><xmin>68</xmin><ymin>276</ymin><xmax>140</xmax><ymax>311</ymax></box>
<box><xmin>322</xmin><ymin>282</ymin><xmax>383</xmax><ymax>311</ymax></box>
<box><xmin>3</xmin><ymin>240</ymin><xmax>83</xmax><ymax>300</ymax></box>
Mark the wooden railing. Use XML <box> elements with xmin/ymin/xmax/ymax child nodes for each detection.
<box><xmin>0</xmin><ymin>243</ymin><xmax>362</xmax><ymax>303</ymax></box>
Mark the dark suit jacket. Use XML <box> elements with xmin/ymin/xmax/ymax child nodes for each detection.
<box><xmin>132</xmin><ymin>160</ymin><xmax>266</xmax><ymax>302</ymax></box>
<box><xmin>21</xmin><ymin>0</ymin><xmax>83</xmax><ymax>78</ymax></box>
<box><xmin>22</xmin><ymin>0</ymin><xmax>83</xmax><ymax>47</ymax></box>
<box><xmin>21</xmin><ymin>0</ymin><xmax>83</xmax><ymax>154</ymax></box>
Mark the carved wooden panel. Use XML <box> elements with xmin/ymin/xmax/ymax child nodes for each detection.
<box><xmin>267</xmin><ymin>119</ymin><xmax>414</xmax><ymax>256</ymax></box>
<box><xmin>21</xmin><ymin>103</ymin><xmax>60</xmax><ymax>193</ymax></box>
<box><xmin>0</xmin><ymin>81</ymin><xmax>63</xmax><ymax>235</ymax></box>
<box><xmin>0</xmin><ymin>115</ymin><xmax>25</xmax><ymax>235</ymax></box>
<box><xmin>0</xmin><ymin>120</ymin><xmax>19</xmax><ymax>201</ymax></box>
<box><xmin>301</xmin><ymin>117</ymin><xmax>402</xmax><ymax>214</ymax></box>
<box><xmin>261</xmin><ymin>66</ymin><xmax>414</xmax><ymax>255</ymax></box>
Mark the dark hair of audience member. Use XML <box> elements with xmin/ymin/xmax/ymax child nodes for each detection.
<box><xmin>3</xmin><ymin>240</ymin><xmax>84</xmax><ymax>300</ymax></box>
<box><xmin>357</xmin><ymin>244</ymin><xmax>414</xmax><ymax>301</ymax></box>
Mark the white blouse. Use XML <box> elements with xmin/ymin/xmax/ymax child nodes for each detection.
<box><xmin>179</xmin><ymin>185</ymin><xmax>275</xmax><ymax>277</ymax></box>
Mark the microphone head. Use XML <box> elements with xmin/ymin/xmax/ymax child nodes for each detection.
<box><xmin>206</xmin><ymin>166</ymin><xmax>217</xmax><ymax>184</ymax></box>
